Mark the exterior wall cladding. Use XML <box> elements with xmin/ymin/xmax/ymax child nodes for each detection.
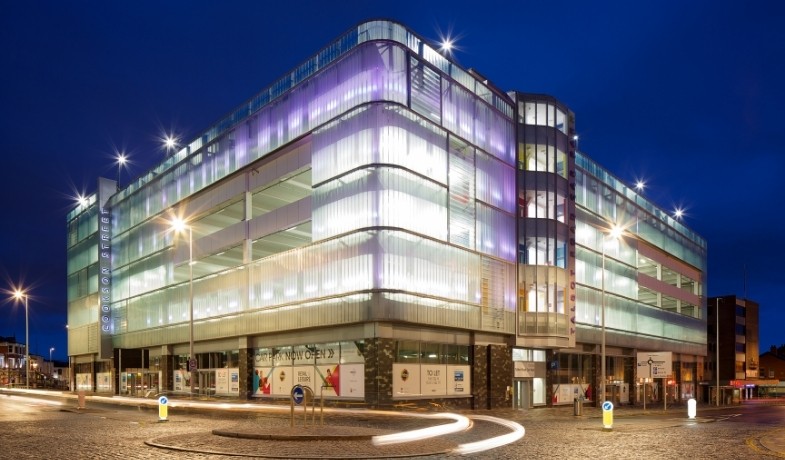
<box><xmin>66</xmin><ymin>20</ymin><xmax>708</xmax><ymax>409</ymax></box>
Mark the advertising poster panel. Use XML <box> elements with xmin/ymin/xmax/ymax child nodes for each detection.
<box><xmin>338</xmin><ymin>363</ymin><xmax>365</xmax><ymax>397</ymax></box>
<box><xmin>293</xmin><ymin>366</ymin><xmax>314</xmax><ymax>388</ymax></box>
<box><xmin>392</xmin><ymin>363</ymin><xmax>420</xmax><ymax>397</ymax></box>
<box><xmin>215</xmin><ymin>368</ymin><xmax>229</xmax><ymax>395</ymax></box>
<box><xmin>271</xmin><ymin>367</ymin><xmax>293</xmax><ymax>395</ymax></box>
<box><xmin>316</xmin><ymin>365</ymin><xmax>338</xmax><ymax>397</ymax></box>
<box><xmin>253</xmin><ymin>342</ymin><xmax>364</xmax><ymax>399</ymax></box>
<box><xmin>447</xmin><ymin>365</ymin><xmax>470</xmax><ymax>395</ymax></box>
<box><xmin>174</xmin><ymin>370</ymin><xmax>186</xmax><ymax>392</ymax></box>
<box><xmin>421</xmin><ymin>365</ymin><xmax>447</xmax><ymax>395</ymax></box>
<box><xmin>97</xmin><ymin>372</ymin><xmax>112</xmax><ymax>392</ymax></box>
<box><xmin>230</xmin><ymin>369</ymin><xmax>239</xmax><ymax>393</ymax></box>
<box><xmin>76</xmin><ymin>373</ymin><xmax>91</xmax><ymax>391</ymax></box>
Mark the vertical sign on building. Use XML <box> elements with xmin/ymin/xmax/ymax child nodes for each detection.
<box><xmin>97</xmin><ymin>177</ymin><xmax>116</xmax><ymax>359</ymax></box>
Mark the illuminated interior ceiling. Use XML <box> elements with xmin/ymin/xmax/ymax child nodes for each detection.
<box><xmin>176</xmin><ymin>169</ymin><xmax>313</xmax><ymax>278</ymax></box>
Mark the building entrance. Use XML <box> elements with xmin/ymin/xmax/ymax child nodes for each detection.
<box><xmin>196</xmin><ymin>370</ymin><xmax>215</xmax><ymax>396</ymax></box>
<box><xmin>513</xmin><ymin>379</ymin><xmax>531</xmax><ymax>409</ymax></box>
<box><xmin>125</xmin><ymin>370</ymin><xmax>160</xmax><ymax>397</ymax></box>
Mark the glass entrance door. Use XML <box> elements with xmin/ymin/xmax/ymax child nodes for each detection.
<box><xmin>513</xmin><ymin>379</ymin><xmax>531</xmax><ymax>409</ymax></box>
<box><xmin>197</xmin><ymin>370</ymin><xmax>215</xmax><ymax>396</ymax></box>
<box><xmin>144</xmin><ymin>371</ymin><xmax>160</xmax><ymax>396</ymax></box>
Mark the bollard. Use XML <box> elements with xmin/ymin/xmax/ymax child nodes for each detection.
<box><xmin>77</xmin><ymin>391</ymin><xmax>86</xmax><ymax>409</ymax></box>
<box><xmin>158</xmin><ymin>395</ymin><xmax>169</xmax><ymax>422</ymax></box>
<box><xmin>573</xmin><ymin>398</ymin><xmax>583</xmax><ymax>416</ymax></box>
<box><xmin>687</xmin><ymin>398</ymin><xmax>696</xmax><ymax>419</ymax></box>
<box><xmin>602</xmin><ymin>401</ymin><xmax>614</xmax><ymax>430</ymax></box>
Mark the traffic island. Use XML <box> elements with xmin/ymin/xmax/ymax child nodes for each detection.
<box><xmin>146</xmin><ymin>426</ymin><xmax>454</xmax><ymax>459</ymax></box>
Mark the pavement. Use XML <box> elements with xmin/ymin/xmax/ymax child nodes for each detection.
<box><xmin>4</xmin><ymin>388</ymin><xmax>785</xmax><ymax>458</ymax></box>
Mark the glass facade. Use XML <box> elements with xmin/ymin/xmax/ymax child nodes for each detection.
<box><xmin>66</xmin><ymin>20</ymin><xmax>707</xmax><ymax>409</ymax></box>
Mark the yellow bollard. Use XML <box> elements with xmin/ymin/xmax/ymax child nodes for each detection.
<box><xmin>158</xmin><ymin>395</ymin><xmax>169</xmax><ymax>422</ymax></box>
<box><xmin>602</xmin><ymin>401</ymin><xmax>613</xmax><ymax>430</ymax></box>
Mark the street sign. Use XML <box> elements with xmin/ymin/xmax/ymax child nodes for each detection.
<box><xmin>188</xmin><ymin>358</ymin><xmax>197</xmax><ymax>371</ymax></box>
<box><xmin>291</xmin><ymin>385</ymin><xmax>305</xmax><ymax>405</ymax></box>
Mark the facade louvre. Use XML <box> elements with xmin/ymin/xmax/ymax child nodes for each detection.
<box><xmin>66</xmin><ymin>20</ymin><xmax>707</xmax><ymax>409</ymax></box>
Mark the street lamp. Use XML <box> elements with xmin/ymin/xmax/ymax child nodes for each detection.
<box><xmin>600</xmin><ymin>224</ymin><xmax>623</xmax><ymax>405</ymax></box>
<box><xmin>116</xmin><ymin>153</ymin><xmax>127</xmax><ymax>188</ymax></box>
<box><xmin>12</xmin><ymin>289</ymin><xmax>30</xmax><ymax>389</ymax></box>
<box><xmin>164</xmin><ymin>135</ymin><xmax>178</xmax><ymax>153</ymax></box>
<box><xmin>170</xmin><ymin>217</ymin><xmax>194</xmax><ymax>396</ymax></box>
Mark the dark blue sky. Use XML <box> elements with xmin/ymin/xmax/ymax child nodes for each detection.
<box><xmin>1</xmin><ymin>1</ymin><xmax>783</xmax><ymax>362</ymax></box>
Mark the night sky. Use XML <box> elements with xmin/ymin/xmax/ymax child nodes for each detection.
<box><xmin>2</xmin><ymin>1</ymin><xmax>783</xmax><ymax>362</ymax></box>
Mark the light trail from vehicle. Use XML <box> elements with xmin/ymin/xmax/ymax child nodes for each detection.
<box><xmin>371</xmin><ymin>412</ymin><xmax>471</xmax><ymax>446</ymax></box>
<box><xmin>453</xmin><ymin>414</ymin><xmax>525</xmax><ymax>455</ymax></box>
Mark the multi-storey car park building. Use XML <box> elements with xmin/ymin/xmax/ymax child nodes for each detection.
<box><xmin>66</xmin><ymin>20</ymin><xmax>707</xmax><ymax>409</ymax></box>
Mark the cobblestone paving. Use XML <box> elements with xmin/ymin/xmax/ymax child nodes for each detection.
<box><xmin>2</xmin><ymin>395</ymin><xmax>784</xmax><ymax>459</ymax></box>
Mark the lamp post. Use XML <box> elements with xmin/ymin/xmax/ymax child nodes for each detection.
<box><xmin>600</xmin><ymin>225</ymin><xmax>623</xmax><ymax>405</ymax></box>
<box><xmin>12</xmin><ymin>290</ymin><xmax>30</xmax><ymax>389</ymax></box>
<box><xmin>171</xmin><ymin>217</ymin><xmax>194</xmax><ymax>397</ymax></box>
<box><xmin>716</xmin><ymin>297</ymin><xmax>721</xmax><ymax>406</ymax></box>
<box><xmin>49</xmin><ymin>347</ymin><xmax>55</xmax><ymax>380</ymax></box>
<box><xmin>601</xmin><ymin>233</ymin><xmax>606</xmax><ymax>405</ymax></box>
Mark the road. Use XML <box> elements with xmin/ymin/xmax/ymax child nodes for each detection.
<box><xmin>1</xmin><ymin>391</ymin><xmax>783</xmax><ymax>459</ymax></box>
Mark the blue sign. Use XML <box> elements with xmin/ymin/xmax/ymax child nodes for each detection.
<box><xmin>292</xmin><ymin>385</ymin><xmax>305</xmax><ymax>405</ymax></box>
<box><xmin>158</xmin><ymin>396</ymin><xmax>168</xmax><ymax>405</ymax></box>
<box><xmin>602</xmin><ymin>401</ymin><xmax>614</xmax><ymax>411</ymax></box>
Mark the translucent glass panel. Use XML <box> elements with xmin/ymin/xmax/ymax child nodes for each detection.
<box><xmin>68</xmin><ymin>293</ymin><xmax>99</xmax><ymax>328</ymax></box>
<box><xmin>251</xmin><ymin>222</ymin><xmax>312</xmax><ymax>261</ymax></box>
<box><xmin>476</xmin><ymin>150</ymin><xmax>516</xmax><ymax>213</ymax></box>
<box><xmin>575</xmin><ymin>285</ymin><xmax>706</xmax><ymax>345</ymax></box>
<box><xmin>311</xmin><ymin>104</ymin><xmax>448</xmax><ymax>187</ymax></box>
<box><xmin>119</xmin><ymin>229</ymin><xmax>515</xmax><ymax>334</ymax></box>
<box><xmin>111</xmin><ymin>41</ymin><xmax>408</xmax><ymax>236</ymax></box>
<box><xmin>313</xmin><ymin>166</ymin><xmax>448</xmax><ymax>241</ymax></box>
<box><xmin>67</xmin><ymin>237</ymin><xmax>98</xmax><ymax>274</ymax></box>
<box><xmin>112</xmin><ymin>216</ymin><xmax>171</xmax><ymax>268</ymax></box>
<box><xmin>251</xmin><ymin>170</ymin><xmax>312</xmax><ymax>219</ymax></box>
<box><xmin>476</xmin><ymin>203</ymin><xmax>515</xmax><ymax>261</ymax></box>
<box><xmin>442</xmin><ymin>78</ymin><xmax>515</xmax><ymax>166</ymax></box>
<box><xmin>480</xmin><ymin>255</ymin><xmax>515</xmax><ymax>330</ymax></box>
<box><xmin>574</xmin><ymin>246</ymin><xmax>637</xmax><ymax>299</ymax></box>
<box><xmin>112</xmin><ymin>252</ymin><xmax>170</xmax><ymax>301</ymax></box>
<box><xmin>520</xmin><ymin>266</ymin><xmax>567</xmax><ymax>314</ymax></box>
<box><xmin>380</xmin><ymin>230</ymin><xmax>487</xmax><ymax>305</ymax></box>
<box><xmin>410</xmin><ymin>56</ymin><xmax>441</xmax><ymax>124</ymax></box>
<box><xmin>194</xmin><ymin>199</ymin><xmax>245</xmax><ymax>238</ymax></box>
<box><xmin>67</xmin><ymin>206</ymin><xmax>97</xmax><ymax>249</ymax></box>
<box><xmin>448</xmin><ymin>137</ymin><xmax>475</xmax><ymax>248</ymax></box>
<box><xmin>574</xmin><ymin>158</ymin><xmax>706</xmax><ymax>271</ymax></box>
<box><xmin>67</xmin><ymin>264</ymin><xmax>99</xmax><ymax>300</ymax></box>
